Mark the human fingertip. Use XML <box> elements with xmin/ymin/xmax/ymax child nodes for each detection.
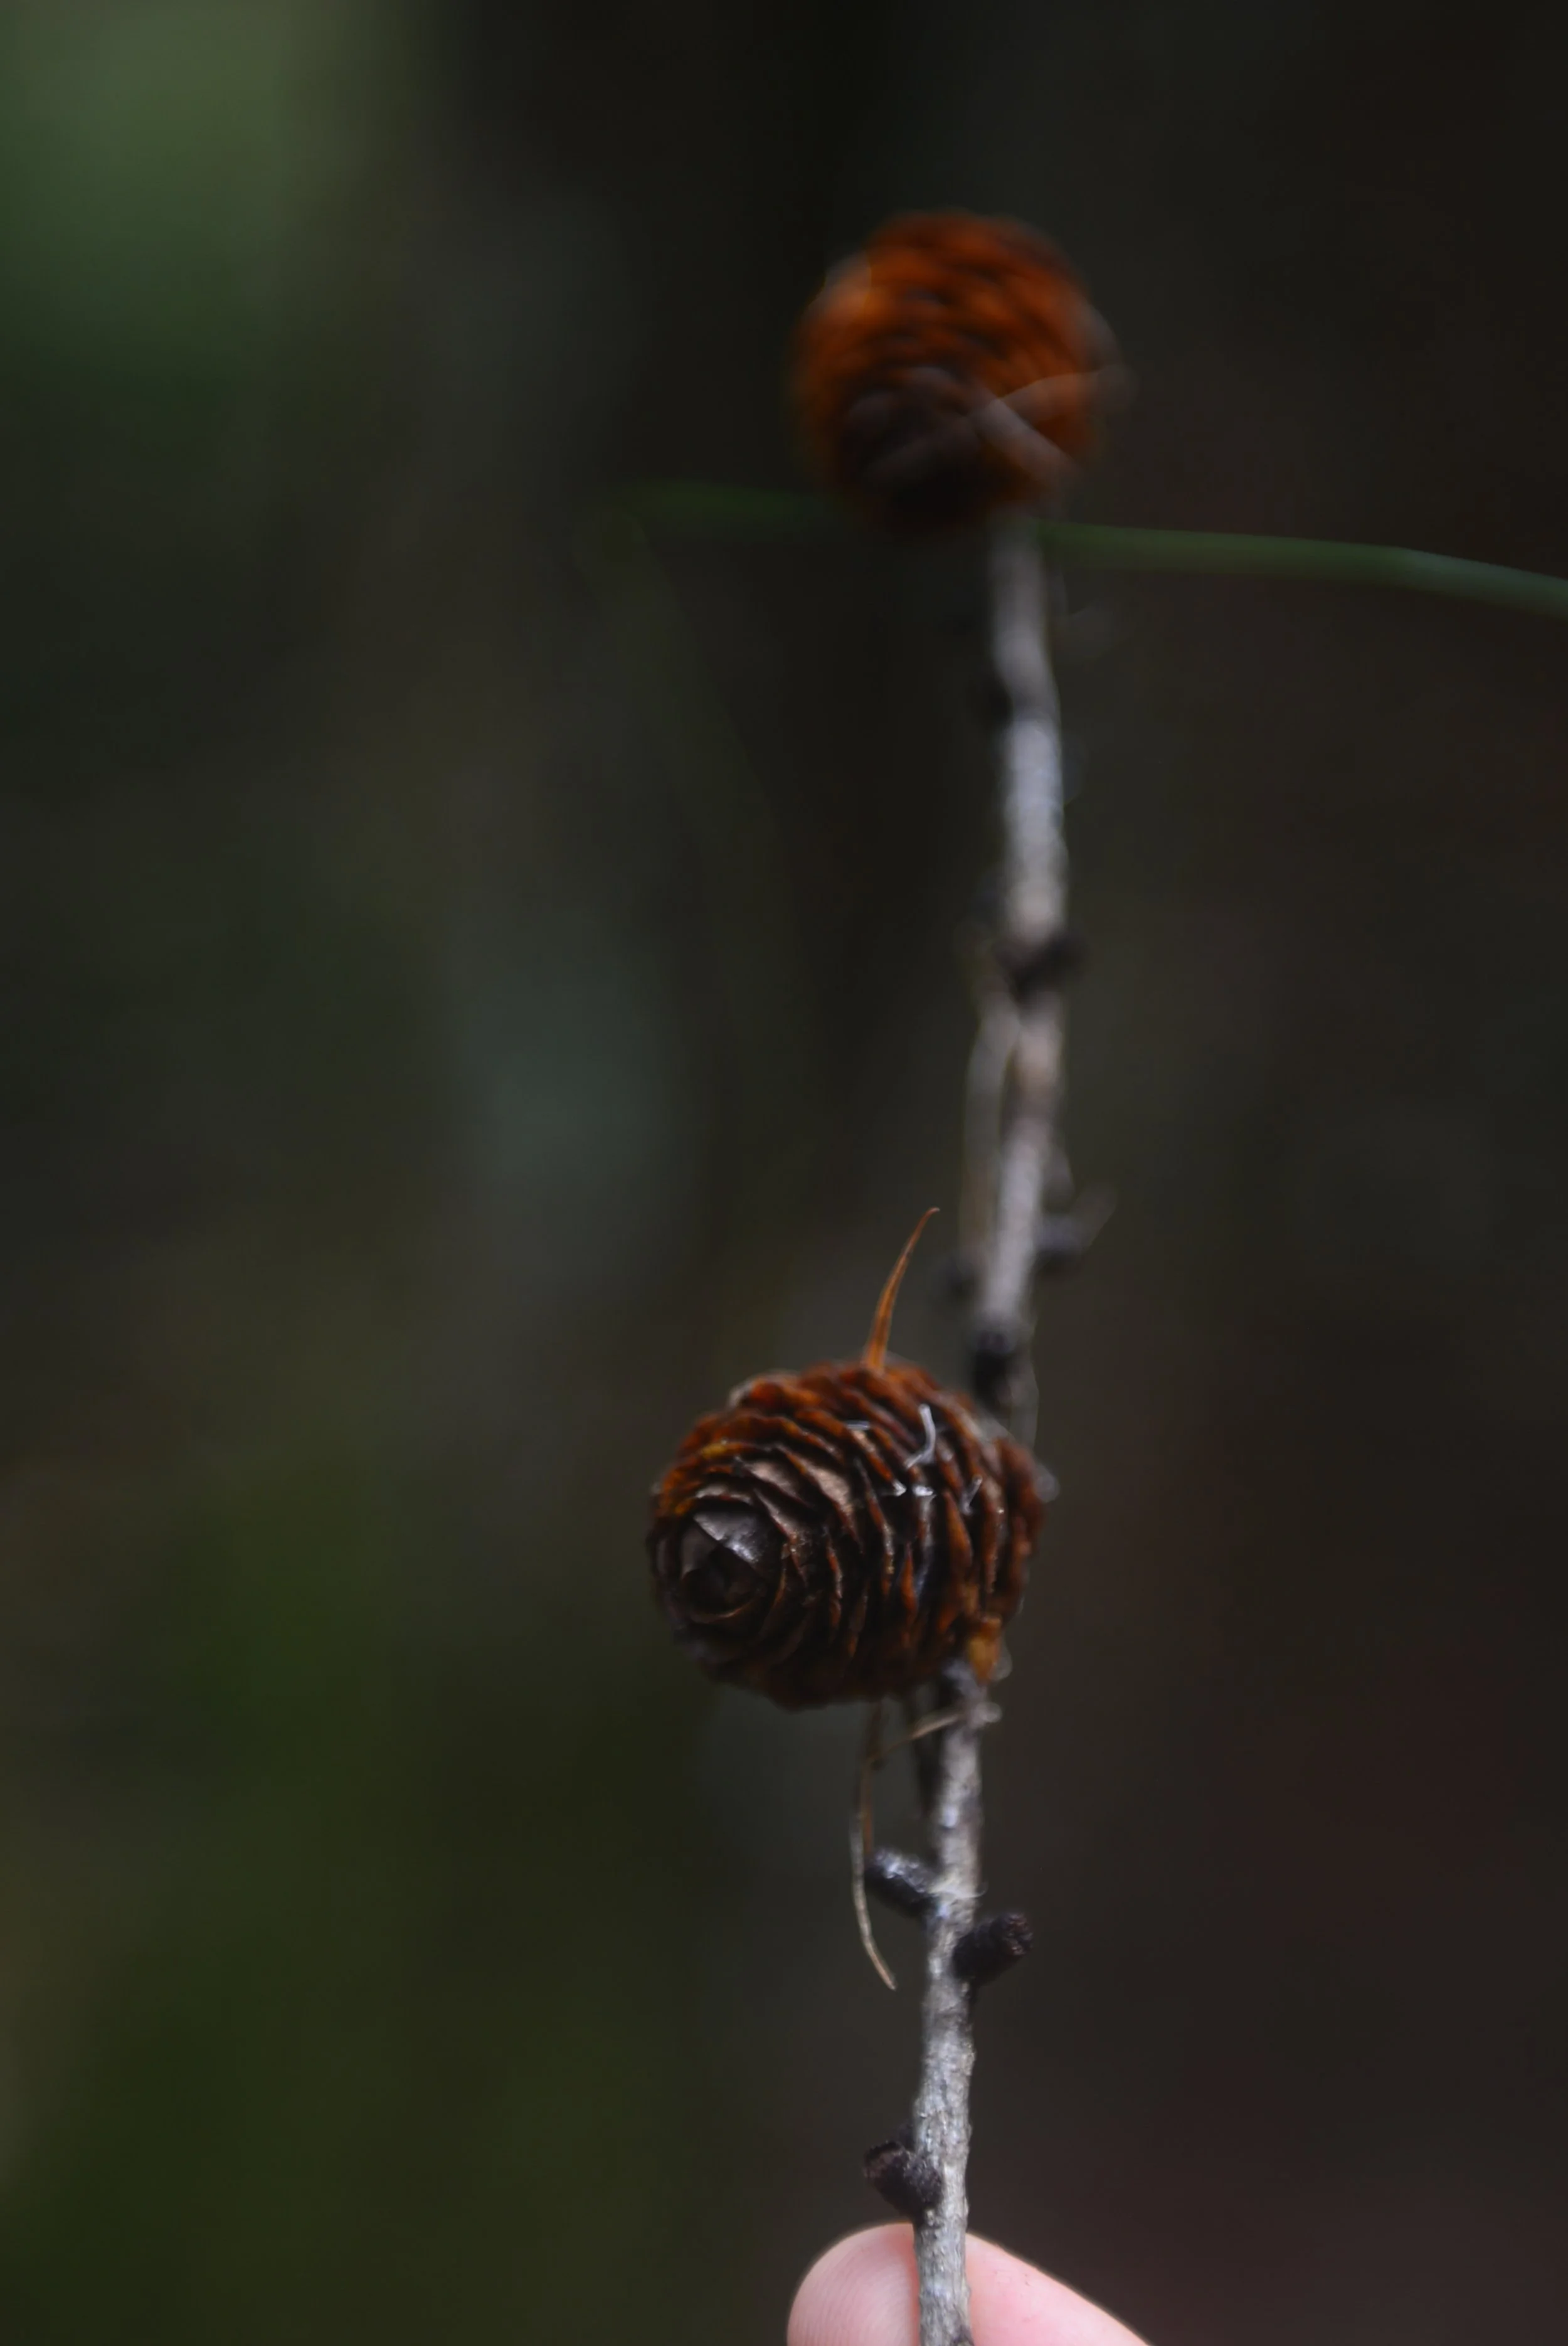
<box><xmin>966</xmin><ymin>2233</ymin><xmax>1148</xmax><ymax>2345</ymax></box>
<box><xmin>787</xmin><ymin>2227</ymin><xmax>916</xmax><ymax>2346</ymax></box>
<box><xmin>787</xmin><ymin>2226</ymin><xmax>1147</xmax><ymax>2346</ymax></box>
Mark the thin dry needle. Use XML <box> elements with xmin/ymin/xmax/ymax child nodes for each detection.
<box><xmin>863</xmin><ymin>1207</ymin><xmax>940</xmax><ymax>1372</ymax></box>
<box><xmin>852</xmin><ymin>1701</ymin><xmax>897</xmax><ymax>1990</ymax></box>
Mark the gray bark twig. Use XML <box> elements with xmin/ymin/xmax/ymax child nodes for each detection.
<box><xmin>968</xmin><ymin>516</ymin><xmax>1074</xmax><ymax>1440</ymax></box>
<box><xmin>909</xmin><ymin>1661</ymin><xmax>990</xmax><ymax>2346</ymax></box>
<box><xmin>867</xmin><ymin>516</ymin><xmax>1075</xmax><ymax>2346</ymax></box>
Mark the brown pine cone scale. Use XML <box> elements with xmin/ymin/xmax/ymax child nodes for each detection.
<box><xmin>648</xmin><ymin>1356</ymin><xmax>1044</xmax><ymax>1708</ymax></box>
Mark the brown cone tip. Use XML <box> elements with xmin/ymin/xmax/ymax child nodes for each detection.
<box><xmin>790</xmin><ymin>210</ymin><xmax>1116</xmax><ymax>534</ymax></box>
<box><xmin>647</xmin><ymin>1357</ymin><xmax>1046</xmax><ymax>1708</ymax></box>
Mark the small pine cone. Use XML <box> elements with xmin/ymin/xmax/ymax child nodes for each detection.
<box><xmin>790</xmin><ymin>210</ymin><xmax>1115</xmax><ymax>534</ymax></box>
<box><xmin>647</xmin><ymin>1358</ymin><xmax>1044</xmax><ymax>1708</ymax></box>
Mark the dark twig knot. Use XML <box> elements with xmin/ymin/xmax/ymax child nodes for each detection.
<box><xmin>865</xmin><ymin>2135</ymin><xmax>943</xmax><ymax>2224</ymax></box>
<box><xmin>953</xmin><ymin>1909</ymin><xmax>1034</xmax><ymax>1988</ymax></box>
<box><xmin>997</xmin><ymin>928</ymin><xmax>1087</xmax><ymax>1000</ymax></box>
<box><xmin>968</xmin><ymin>1323</ymin><xmax>1022</xmax><ymax>1419</ymax></box>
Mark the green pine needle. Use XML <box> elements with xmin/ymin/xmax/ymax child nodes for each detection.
<box><xmin>620</xmin><ymin>481</ymin><xmax>1568</xmax><ymax>625</ymax></box>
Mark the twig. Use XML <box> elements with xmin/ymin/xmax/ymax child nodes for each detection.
<box><xmin>967</xmin><ymin>516</ymin><xmax>1074</xmax><ymax>1436</ymax></box>
<box><xmin>908</xmin><ymin>1660</ymin><xmax>990</xmax><ymax>2346</ymax></box>
<box><xmin>866</xmin><ymin>517</ymin><xmax>1072</xmax><ymax>2346</ymax></box>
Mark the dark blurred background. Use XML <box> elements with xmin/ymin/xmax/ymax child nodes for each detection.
<box><xmin>1</xmin><ymin>3</ymin><xmax>1565</xmax><ymax>2341</ymax></box>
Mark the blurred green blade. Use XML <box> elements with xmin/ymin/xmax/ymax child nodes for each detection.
<box><xmin>1036</xmin><ymin>520</ymin><xmax>1568</xmax><ymax>624</ymax></box>
<box><xmin>622</xmin><ymin>482</ymin><xmax>1568</xmax><ymax>623</ymax></box>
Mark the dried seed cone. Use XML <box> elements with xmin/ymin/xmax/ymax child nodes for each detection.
<box><xmin>791</xmin><ymin>210</ymin><xmax>1113</xmax><ymax>533</ymax></box>
<box><xmin>648</xmin><ymin>1358</ymin><xmax>1044</xmax><ymax>1708</ymax></box>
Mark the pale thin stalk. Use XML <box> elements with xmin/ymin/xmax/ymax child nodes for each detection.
<box><xmin>911</xmin><ymin>1664</ymin><xmax>989</xmax><ymax>2346</ymax></box>
<box><xmin>909</xmin><ymin>518</ymin><xmax>1068</xmax><ymax>2346</ymax></box>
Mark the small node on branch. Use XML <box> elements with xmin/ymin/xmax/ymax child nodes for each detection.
<box><xmin>864</xmin><ymin>1846</ymin><xmax>937</xmax><ymax>1920</ymax></box>
<box><xmin>997</xmin><ymin>928</ymin><xmax>1087</xmax><ymax>999</ymax></box>
<box><xmin>969</xmin><ymin>1322</ymin><xmax>1022</xmax><ymax>1418</ymax></box>
<box><xmin>1035</xmin><ymin>1187</ymin><xmax>1115</xmax><ymax>1275</ymax></box>
<box><xmin>953</xmin><ymin>1909</ymin><xmax>1034</xmax><ymax>1988</ymax></box>
<box><xmin>1034</xmin><ymin>1214</ymin><xmax>1088</xmax><ymax>1273</ymax></box>
<box><xmin>865</xmin><ymin>2136</ymin><xmax>943</xmax><ymax>2223</ymax></box>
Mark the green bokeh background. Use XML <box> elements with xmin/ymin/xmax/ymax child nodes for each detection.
<box><xmin>1</xmin><ymin>4</ymin><xmax>1565</xmax><ymax>2342</ymax></box>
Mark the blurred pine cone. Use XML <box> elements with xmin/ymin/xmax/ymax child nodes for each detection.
<box><xmin>790</xmin><ymin>210</ymin><xmax>1115</xmax><ymax>533</ymax></box>
<box><xmin>647</xmin><ymin>1357</ymin><xmax>1044</xmax><ymax>1708</ymax></box>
